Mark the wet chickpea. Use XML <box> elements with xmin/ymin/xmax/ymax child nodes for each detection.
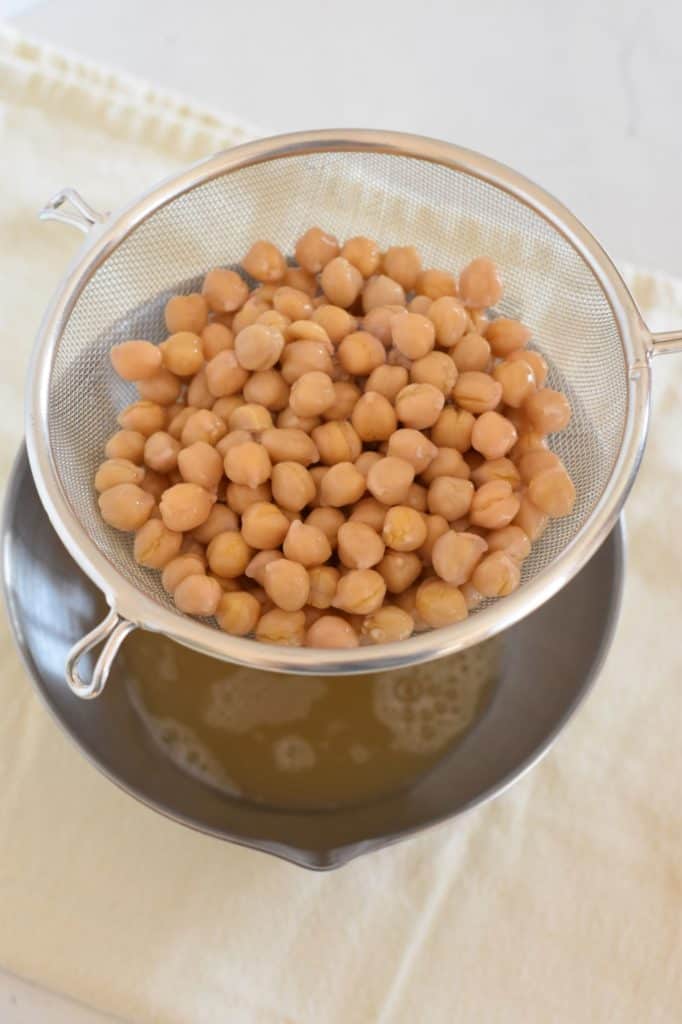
<box><xmin>391</xmin><ymin>312</ymin><xmax>436</xmax><ymax>360</ymax></box>
<box><xmin>362</xmin><ymin>275</ymin><xmax>406</xmax><ymax>313</ymax></box>
<box><xmin>510</xmin><ymin>430</ymin><xmax>548</xmax><ymax>461</ymax></box>
<box><xmin>452</xmin><ymin>333</ymin><xmax>491</xmax><ymax>373</ymax></box>
<box><xmin>458</xmin><ymin>258</ymin><xmax>503</xmax><ymax>308</ymax></box>
<box><xmin>98</xmin><ymin>483</ymin><xmax>154</xmax><ymax>531</ymax></box>
<box><xmin>524</xmin><ymin>389</ymin><xmax>572</xmax><ymax>435</ymax></box>
<box><xmin>160</xmin><ymin>332</ymin><xmax>204</xmax><ymax>377</ymax></box>
<box><xmin>431</xmin><ymin>408</ymin><xmax>475</xmax><ymax>451</ymax></box>
<box><xmin>312</xmin><ymin>304</ymin><xmax>356</xmax><ymax>343</ymax></box>
<box><xmin>420</xmin><ymin>447</ymin><xmax>469</xmax><ymax>484</ymax></box>
<box><xmin>201</xmin><ymin>269</ymin><xmax>249</xmax><ymax>314</ymax></box>
<box><xmin>428</xmin><ymin>296</ymin><xmax>468</xmax><ymax>348</ymax></box>
<box><xmin>312</xmin><ymin>421</ymin><xmax>361</xmax><ymax>465</ymax></box>
<box><xmin>337</xmin><ymin>331</ymin><xmax>386</xmax><ymax>376</ymax></box>
<box><xmin>513</xmin><ymin>491</ymin><xmax>548</xmax><ymax>541</ymax></box>
<box><xmin>471</xmin><ymin>457</ymin><xmax>521</xmax><ymax>490</ymax></box>
<box><xmin>288</xmin><ymin>371</ymin><xmax>335</xmax><ymax>419</ymax></box>
<box><xmin>260</xmin><ymin>427</ymin><xmax>319</xmax><ymax>466</ymax></box>
<box><xmin>418</xmin><ymin>514</ymin><xmax>449</xmax><ymax>565</ymax></box>
<box><xmin>518</xmin><ymin>449</ymin><xmax>561</xmax><ymax>484</ymax></box>
<box><xmin>528</xmin><ymin>466</ymin><xmax>576</xmax><ymax>517</ymax></box>
<box><xmin>382</xmin><ymin>245</ymin><xmax>422</xmax><ymax>290</ymax></box>
<box><xmin>487</xmin><ymin>525</ymin><xmax>531</xmax><ymax>563</ymax></box>
<box><xmin>161</xmin><ymin>553</ymin><xmax>206</xmax><ymax>594</ymax></box>
<box><xmin>245</xmin><ymin>549</ymin><xmax>283</xmax><ymax>586</ymax></box>
<box><xmin>256</xmin><ymin>608</ymin><xmax>306</xmax><ymax>645</ymax></box>
<box><xmin>140</xmin><ymin>468</ymin><xmax>169</xmax><ymax>502</ymax></box>
<box><xmin>470</xmin><ymin>480</ymin><xmax>520</xmax><ymax>530</ymax></box>
<box><xmin>234</xmin><ymin>323</ymin><xmax>285</xmax><ymax>372</ymax></box>
<box><xmin>216</xmin><ymin>429</ymin><xmax>252</xmax><ymax>459</ymax></box>
<box><xmin>337</xmin><ymin>521</ymin><xmax>385</xmax><ymax>569</ymax></box>
<box><xmin>306</xmin><ymin>615</ymin><xmax>359</xmax><ymax>648</ymax></box>
<box><xmin>137</xmin><ymin>368</ymin><xmax>183</xmax><ymax>406</ymax></box>
<box><xmin>504</xmin><ymin>407</ymin><xmax>532</xmax><ymax>434</ymax></box>
<box><xmin>432</xmin><ymin>530</ymin><xmax>487</xmax><ymax>586</ymax></box>
<box><xmin>205</xmin><ymin>350</ymin><xmax>249</xmax><ymax>398</ymax></box>
<box><xmin>242</xmin><ymin>369</ymin><xmax>289</xmax><ymax>411</ymax></box>
<box><xmin>295</xmin><ymin>227</ymin><xmax>339</xmax><ymax>273</ymax></box>
<box><xmin>365</xmin><ymin>364</ymin><xmax>408</xmax><ymax>403</ymax></box>
<box><xmin>381</xmin><ymin>506</ymin><xmax>427</xmax><ymax>552</ymax></box>
<box><xmin>427</xmin><ymin>477</ymin><xmax>474</xmax><ymax>520</ymax></box>
<box><xmin>386</xmin><ymin>429</ymin><xmax>436</xmax><ymax>474</ymax></box>
<box><xmin>242</xmin><ymin>240</ymin><xmax>286</xmax><ymax>283</ymax></box>
<box><xmin>174</xmin><ymin>574</ymin><xmax>222</xmax><ymax>616</ymax></box>
<box><xmin>351</xmin><ymin>454</ymin><xmax>380</xmax><ymax>483</ymax></box>
<box><xmin>405</xmin><ymin>482</ymin><xmax>428</xmax><ymax>513</ymax></box>
<box><xmin>271</xmin><ymin>462</ymin><xmax>316</xmax><ymax>511</ymax></box>
<box><xmin>116</xmin><ymin>400</ymin><xmax>166</xmax><ymax>437</ymax></box>
<box><xmin>165</xmin><ymin>293</ymin><xmax>209</xmax><ymax>335</ymax></box>
<box><xmin>362</xmin><ymin>305</ymin><xmax>406</xmax><ymax>347</ymax></box>
<box><xmin>472</xmin><ymin>551</ymin><xmax>520</xmax><ymax>598</ymax></box>
<box><xmin>409</xmin><ymin>351</ymin><xmax>457</xmax><ymax>396</ymax></box>
<box><xmin>320</xmin><ymin>257</ymin><xmax>363</xmax><ymax>308</ymax></box>
<box><xmin>350</xmin><ymin>391</ymin><xmax>397</xmax><ymax>442</ymax></box>
<box><xmin>262</xmin><ymin>558</ymin><xmax>310</xmax><ymax>612</ymax></box>
<box><xmin>184</xmin><ymin>368</ymin><xmax>212</xmax><ymax>410</ymax></box>
<box><xmin>228</xmin><ymin>403</ymin><xmax>273</xmax><ymax>432</ymax></box>
<box><xmin>133</xmin><ymin>518</ymin><xmax>182</xmax><ymax>569</ymax></box>
<box><xmin>333</xmin><ymin>569</ymin><xmax>386</xmax><ymax>615</ymax></box>
<box><xmin>508</xmin><ymin>347</ymin><xmax>548</xmax><ymax>387</ymax></box>
<box><xmin>453</xmin><ymin>371</ymin><xmax>502</xmax><ymax>414</ymax></box>
<box><xmin>181</xmin><ymin>409</ymin><xmax>227</xmax><ymax>447</ymax></box>
<box><xmin>305</xmin><ymin>507</ymin><xmax>345</xmax><ymax>548</ymax></box>
<box><xmin>471</xmin><ymin>411</ymin><xmax>518</xmax><ymax>460</ymax></box>
<box><xmin>105</xmin><ymin>430</ymin><xmax>146</xmax><ymax>465</ymax></box>
<box><xmin>282</xmin><ymin>519</ymin><xmax>332</xmax><ymax>566</ymax></box>
<box><xmin>192</xmin><ymin>504</ymin><xmax>239</xmax><ymax>544</ymax></box>
<box><xmin>319</xmin><ymin>461</ymin><xmax>366</xmax><ymax>507</ymax></box>
<box><xmin>110</xmin><ymin>340</ymin><xmax>162</xmax><ymax>381</ymax></box>
<box><xmin>395</xmin><ymin>383</ymin><xmax>444</xmax><ymax>429</ymax></box>
<box><xmin>486</xmin><ymin>318</ymin><xmax>531</xmax><ymax>358</ymax></box>
<box><xmin>206</xmin><ymin>530</ymin><xmax>252</xmax><ymax>578</ymax></box>
<box><xmin>226</xmin><ymin>483</ymin><xmax>271</xmax><ymax>516</ymax></box>
<box><xmin>159</xmin><ymin>482</ymin><xmax>214</xmax><ymax>531</ymax></box>
<box><xmin>416</xmin><ymin>578</ymin><xmax>468</xmax><ymax>628</ymax></box>
<box><xmin>216</xmin><ymin>591</ymin><xmax>261</xmax><ymax>635</ymax></box>
<box><xmin>460</xmin><ymin>581</ymin><xmax>484</xmax><ymax>610</ymax></box>
<box><xmin>175</xmin><ymin>441</ymin><xmax>222</xmax><ymax>490</ymax></box>
<box><xmin>239</xmin><ymin>501</ymin><xmax>289</xmax><ymax>549</ymax></box>
<box><xmin>94</xmin><ymin>458</ymin><xmax>144</xmax><ymax>493</ymax></box>
<box><xmin>307</xmin><ymin>565</ymin><xmax>340</xmax><ymax>609</ymax></box>
<box><xmin>322</xmin><ymin>380</ymin><xmax>361</xmax><ymax>421</ymax></box>
<box><xmin>417</xmin><ymin>269</ymin><xmax>458</xmax><ymax>301</ymax></box>
<box><xmin>377</xmin><ymin>550</ymin><xmax>422</xmax><ymax>593</ymax></box>
<box><xmin>349</xmin><ymin>496</ymin><xmax>386</xmax><ymax>532</ymax></box>
<box><xmin>144</xmin><ymin>432</ymin><xmax>180</xmax><ymax>474</ymax></box>
<box><xmin>231</xmin><ymin>297</ymin><xmax>269</xmax><ymax>334</ymax></box>
<box><xmin>341</xmin><ymin>236</ymin><xmax>381</xmax><ymax>278</ymax></box>
<box><xmin>281</xmin><ymin>339</ymin><xmax>333</xmax><ymax>383</ymax></box>
<box><xmin>283</xmin><ymin>266</ymin><xmax>318</xmax><ymax>296</ymax></box>
<box><xmin>167</xmin><ymin>406</ymin><xmax>196</xmax><ymax>440</ymax></box>
<box><xmin>362</xmin><ymin>605</ymin><xmax>414</xmax><ymax>644</ymax></box>
<box><xmin>407</xmin><ymin>295</ymin><xmax>431</xmax><ymax>316</ymax></box>
<box><xmin>493</xmin><ymin>358</ymin><xmax>537</xmax><ymax>407</ymax></box>
<box><xmin>270</xmin><ymin>286</ymin><xmax>311</xmax><ymax>322</ymax></box>
<box><xmin>366</xmin><ymin>456</ymin><xmax>414</xmax><ymax>505</ymax></box>
<box><xmin>223</xmin><ymin>441</ymin><xmax>272</xmax><ymax>489</ymax></box>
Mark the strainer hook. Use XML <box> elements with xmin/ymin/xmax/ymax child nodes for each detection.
<box><xmin>39</xmin><ymin>188</ymin><xmax>107</xmax><ymax>235</ymax></box>
<box><xmin>65</xmin><ymin>608</ymin><xmax>136</xmax><ymax>699</ymax></box>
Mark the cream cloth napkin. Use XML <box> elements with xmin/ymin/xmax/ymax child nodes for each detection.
<box><xmin>1</xmin><ymin>25</ymin><xmax>681</xmax><ymax>1024</ymax></box>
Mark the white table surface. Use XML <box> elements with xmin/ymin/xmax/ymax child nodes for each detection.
<box><xmin>3</xmin><ymin>0</ymin><xmax>682</xmax><ymax>1020</ymax></box>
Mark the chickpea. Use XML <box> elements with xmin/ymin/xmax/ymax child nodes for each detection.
<box><xmin>319</xmin><ymin>461</ymin><xmax>366</xmax><ymax>507</ymax></box>
<box><xmin>453</xmin><ymin>372</ymin><xmax>502</xmax><ymax>414</ymax></box>
<box><xmin>349</xmin><ymin>391</ymin><xmax>397</xmax><ymax>442</ymax></box>
<box><xmin>132</xmin><ymin>518</ymin><xmax>182</xmax><ymax>569</ymax></box>
<box><xmin>140</xmin><ymin>468</ymin><xmax>169</xmax><ymax>502</ymax></box>
<box><xmin>416</xmin><ymin>578</ymin><xmax>468</xmax><ymax>627</ymax></box>
<box><xmin>282</xmin><ymin>520</ymin><xmax>331</xmax><ymax>566</ymax></box>
<box><xmin>319</xmin><ymin>256</ymin><xmax>363</xmax><ymax>308</ymax></box>
<box><xmin>281</xmin><ymin>339</ymin><xmax>334</xmax><ymax>383</ymax></box>
<box><xmin>418</xmin><ymin>514</ymin><xmax>449</xmax><ymax>565</ymax></box>
<box><xmin>365</xmin><ymin>364</ymin><xmax>408</xmax><ymax>403</ymax></box>
<box><xmin>200</xmin><ymin>269</ymin><xmax>247</xmax><ymax>314</ymax></box>
<box><xmin>283</xmin><ymin>266</ymin><xmax>318</xmax><ymax>296</ymax></box>
<box><xmin>284</xmin><ymin>323</ymin><xmax>327</xmax><ymax>347</ymax></box>
<box><xmin>333</xmin><ymin>568</ymin><xmax>386</xmax><ymax>615</ymax></box>
<box><xmin>159</xmin><ymin>482</ymin><xmax>214</xmax><ymax>531</ymax></box>
<box><xmin>321</xmin><ymin>380</ymin><xmax>360</xmax><ymax>421</ymax></box>
<box><xmin>333</xmin><ymin>521</ymin><xmax>384</xmax><ymax>570</ymax></box>
<box><xmin>256</xmin><ymin>608</ymin><xmax>306</xmax><ymax>645</ymax></box>
<box><xmin>244</xmin><ymin>550</ymin><xmax>282</xmax><ymax>586</ymax></box>
<box><xmin>286</xmin><ymin>371</ymin><xmax>334</xmax><ymax>419</ymax></box>
<box><xmin>366</xmin><ymin>456</ymin><xmax>414</xmax><ymax>505</ymax></box>
<box><xmin>223</xmin><ymin>441</ymin><xmax>272</xmax><ymax>488</ymax></box>
<box><xmin>340</xmin><ymin>235</ymin><xmax>380</xmax><ymax>277</ymax></box>
<box><xmin>337</xmin><ymin>331</ymin><xmax>386</xmax><ymax>376</ymax></box>
<box><xmin>395</xmin><ymin>382</ymin><xmax>445</xmax><ymax>429</ymax></box>
<box><xmin>517</xmin><ymin>449</ymin><xmax>561</xmax><ymax>484</ymax></box>
<box><xmin>377</xmin><ymin>550</ymin><xmax>422</xmax><ymax>593</ymax></box>
<box><xmin>173</xmin><ymin>574</ymin><xmax>222</xmax><ymax>616</ymax></box>
<box><xmin>202</xmin><ymin>324</ymin><xmax>235</xmax><ymax>360</ymax></box>
<box><xmin>105</xmin><ymin>430</ymin><xmax>146</xmax><ymax>465</ymax></box>
<box><xmin>143</xmin><ymin>432</ymin><xmax>180</xmax><ymax>474</ymax></box>
<box><xmin>405</xmin><ymin>482</ymin><xmax>428</xmax><ymax>512</ymax></box>
<box><xmin>241</xmin><ymin>369</ymin><xmax>289</xmax><ymax>411</ymax></box>
<box><xmin>191</xmin><ymin>504</ymin><xmax>238</xmax><ymax>544</ymax></box>
<box><xmin>226</xmin><ymin>484</ymin><xmax>271</xmax><ymax>517</ymax></box>
<box><xmin>487</xmin><ymin>525</ymin><xmax>531</xmax><ymax>563</ymax></box>
<box><xmin>379</xmin><ymin>506</ymin><xmax>426</xmax><ymax>552</ymax></box>
<box><xmin>110</xmin><ymin>339</ymin><xmax>162</xmax><ymax>381</ymax></box>
<box><xmin>271</xmin><ymin>286</ymin><xmax>312</xmax><ymax>321</ymax></box>
<box><xmin>513</xmin><ymin>491</ymin><xmax>549</xmax><ymax>541</ymax></box>
<box><xmin>312</xmin><ymin>304</ymin><xmax>356</xmax><ymax>343</ymax></box>
<box><xmin>256</xmin><ymin>310</ymin><xmax>290</xmax><ymax>334</ymax></box>
<box><xmin>451</xmin><ymin>333</ymin><xmax>491</xmax><ymax>373</ymax></box>
<box><xmin>94</xmin><ymin>458</ymin><xmax>144</xmax><ymax>493</ymax></box>
<box><xmin>382</xmin><ymin>245</ymin><xmax>422</xmax><ymax>290</ymax></box>
<box><xmin>524</xmin><ymin>389</ymin><xmax>572</xmax><ymax>434</ymax></box>
<box><xmin>389</xmin><ymin>313</ymin><xmax>434</xmax><ymax>362</ymax></box>
<box><xmin>306</xmin><ymin>565</ymin><xmax>340</xmax><ymax>610</ymax></box>
<box><xmin>528</xmin><ymin>466</ymin><xmax>576</xmax><ymax>517</ymax></box>
<box><xmin>420</xmin><ymin>447</ymin><xmax>470</xmax><ymax>484</ymax></box>
<box><xmin>392</xmin><ymin>584</ymin><xmax>424</xmax><ymax>626</ymax></box>
<box><xmin>183</xmin><ymin>368</ymin><xmax>212</xmax><ymax>410</ymax></box>
<box><xmin>216</xmin><ymin>591</ymin><xmax>261</xmax><ymax>635</ymax></box>
<box><xmin>490</xmin><ymin>359</ymin><xmax>535</xmax><ymax>408</ymax></box>
<box><xmin>406</xmin><ymin>295</ymin><xmax>430</xmax><ymax>316</ymax></box>
<box><xmin>470</xmin><ymin>480</ymin><xmax>520</xmax><ymax>529</ymax></box>
<box><xmin>205</xmin><ymin>350</ymin><xmax>249</xmax><ymax>398</ymax></box>
<box><xmin>301</xmin><ymin>509</ymin><xmax>341</xmax><ymax>550</ymax></box>
<box><xmin>167</xmin><ymin>406</ymin><xmax>197</xmax><ymax>440</ymax></box>
<box><xmin>511</xmin><ymin>430</ymin><xmax>549</xmax><ymax>461</ymax></box>
<box><xmin>175</xmin><ymin>441</ymin><xmax>222</xmax><ymax>490</ymax></box>
<box><xmin>164</xmin><ymin>294</ymin><xmax>209</xmax><ymax>335</ymax></box>
<box><xmin>306</xmin><ymin>615</ymin><xmax>358</xmax><ymax>649</ymax></box>
<box><xmin>362</xmin><ymin>275</ymin><xmax>406</xmax><ymax>313</ymax></box>
<box><xmin>260</xmin><ymin>427</ymin><xmax>319</xmax><ymax>465</ymax></box>
<box><xmin>508</xmin><ymin>347</ymin><xmax>548</xmax><ymax>387</ymax></box>
<box><xmin>232</xmin><ymin>297</ymin><xmax>270</xmax><ymax>334</ymax></box>
<box><xmin>295</xmin><ymin>227</ymin><xmax>339</xmax><ymax>273</ymax></box>
<box><xmin>427</xmin><ymin>477</ymin><xmax>474</xmax><ymax>521</ymax></box>
<box><xmin>361</xmin><ymin>605</ymin><xmax>414</xmax><ymax>644</ymax></box>
<box><xmin>262</xmin><ymin>559</ymin><xmax>310</xmax><ymax>611</ymax></box>
<box><xmin>432</xmin><ymin>530</ymin><xmax>488</xmax><ymax>586</ymax></box>
<box><xmin>135</xmin><ymin>368</ymin><xmax>181</xmax><ymax>406</ymax></box>
<box><xmin>228</xmin><ymin>404</ymin><xmax>273</xmax><ymax>432</ymax></box>
<box><xmin>408</xmin><ymin>351</ymin><xmax>456</xmax><ymax>396</ymax></box>
<box><xmin>362</xmin><ymin>305</ymin><xmax>406</xmax><ymax>347</ymax></box>
<box><xmin>271</xmin><ymin>462</ymin><xmax>316</xmax><ymax>511</ymax></box>
<box><xmin>471</xmin><ymin>458</ymin><xmax>521</xmax><ymax>490</ymax></box>
<box><xmin>240</xmin><ymin>501</ymin><xmax>289</xmax><ymax>549</ymax></box>
<box><xmin>486</xmin><ymin>317</ymin><xmax>531</xmax><ymax>358</ymax></box>
<box><xmin>233</xmin><ymin>323</ymin><xmax>284</xmax><ymax>372</ymax></box>
<box><xmin>216</xmin><ymin>429</ymin><xmax>252</xmax><ymax>459</ymax></box>
<box><xmin>181</xmin><ymin>409</ymin><xmax>227</xmax><ymax>447</ymax></box>
<box><xmin>471</xmin><ymin>411</ymin><xmax>518</xmax><ymax>460</ymax></box>
<box><xmin>384</xmin><ymin>429</ymin><xmax>435</xmax><ymax>474</ymax></box>
<box><xmin>458</xmin><ymin>258</ymin><xmax>502</xmax><ymax>308</ymax></box>
<box><xmin>349</xmin><ymin>496</ymin><xmax>387</xmax><ymax>532</ymax></box>
<box><xmin>98</xmin><ymin>483</ymin><xmax>154</xmax><ymax>531</ymax></box>
<box><xmin>430</xmin><ymin>408</ymin><xmax>473</xmax><ymax>452</ymax></box>
<box><xmin>427</xmin><ymin>296</ymin><xmax>468</xmax><ymax>348</ymax></box>
<box><xmin>160</xmin><ymin>332</ymin><xmax>204</xmax><ymax>377</ymax></box>
<box><xmin>204</xmin><ymin>530</ymin><xmax>251</xmax><ymax>578</ymax></box>
<box><xmin>472</xmin><ymin>551</ymin><xmax>521</xmax><ymax>598</ymax></box>
<box><xmin>117</xmin><ymin>401</ymin><xmax>166</xmax><ymax>437</ymax></box>
<box><xmin>242</xmin><ymin>240</ymin><xmax>286</xmax><ymax>283</ymax></box>
<box><xmin>161</xmin><ymin>553</ymin><xmax>206</xmax><ymax>594</ymax></box>
<box><xmin>312</xmin><ymin>421</ymin><xmax>361</xmax><ymax>465</ymax></box>
<box><xmin>416</xmin><ymin>269</ymin><xmax>457</xmax><ymax>301</ymax></box>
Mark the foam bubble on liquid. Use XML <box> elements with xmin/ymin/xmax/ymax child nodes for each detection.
<box><xmin>202</xmin><ymin>671</ymin><xmax>327</xmax><ymax>734</ymax></box>
<box><xmin>272</xmin><ymin>734</ymin><xmax>316</xmax><ymax>773</ymax></box>
<box><xmin>372</xmin><ymin>639</ymin><xmax>501</xmax><ymax>755</ymax></box>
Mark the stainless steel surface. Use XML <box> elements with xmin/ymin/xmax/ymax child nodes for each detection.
<box><xmin>650</xmin><ymin>330</ymin><xmax>682</xmax><ymax>358</ymax></box>
<box><xmin>2</xmin><ymin>447</ymin><xmax>624</xmax><ymax>869</ymax></box>
<box><xmin>38</xmin><ymin>188</ymin><xmax>108</xmax><ymax>234</ymax></box>
<box><xmin>65</xmin><ymin>608</ymin><xmax>137</xmax><ymax>699</ymax></box>
<box><xmin>26</xmin><ymin>129</ymin><xmax>653</xmax><ymax>686</ymax></box>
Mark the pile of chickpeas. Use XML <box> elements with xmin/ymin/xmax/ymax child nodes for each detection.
<box><xmin>96</xmin><ymin>228</ymin><xmax>575</xmax><ymax>649</ymax></box>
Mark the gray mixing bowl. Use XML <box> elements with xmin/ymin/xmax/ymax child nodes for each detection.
<box><xmin>2</xmin><ymin>447</ymin><xmax>623</xmax><ymax>869</ymax></box>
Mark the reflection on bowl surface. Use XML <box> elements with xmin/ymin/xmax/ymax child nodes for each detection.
<box><xmin>125</xmin><ymin>633</ymin><xmax>501</xmax><ymax>810</ymax></box>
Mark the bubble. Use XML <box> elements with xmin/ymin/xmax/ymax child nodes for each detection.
<box><xmin>203</xmin><ymin>672</ymin><xmax>327</xmax><ymax>733</ymax></box>
<box><xmin>273</xmin><ymin>734</ymin><xmax>316</xmax><ymax>773</ymax></box>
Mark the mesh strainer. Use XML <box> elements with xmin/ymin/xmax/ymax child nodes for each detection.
<box><xmin>26</xmin><ymin>130</ymin><xmax>682</xmax><ymax>697</ymax></box>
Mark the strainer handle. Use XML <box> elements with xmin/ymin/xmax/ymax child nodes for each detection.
<box><xmin>39</xmin><ymin>188</ymin><xmax>107</xmax><ymax>234</ymax></box>
<box><xmin>651</xmin><ymin>331</ymin><xmax>682</xmax><ymax>358</ymax></box>
<box><xmin>65</xmin><ymin>608</ymin><xmax>136</xmax><ymax>699</ymax></box>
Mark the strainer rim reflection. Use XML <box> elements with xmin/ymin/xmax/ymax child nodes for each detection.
<box><xmin>26</xmin><ymin>129</ymin><xmax>652</xmax><ymax>676</ymax></box>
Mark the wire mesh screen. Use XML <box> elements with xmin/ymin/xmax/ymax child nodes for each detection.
<box><xmin>47</xmin><ymin>149</ymin><xmax>628</xmax><ymax>619</ymax></box>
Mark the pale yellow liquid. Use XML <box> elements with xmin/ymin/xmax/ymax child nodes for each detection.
<box><xmin>124</xmin><ymin>633</ymin><xmax>501</xmax><ymax>810</ymax></box>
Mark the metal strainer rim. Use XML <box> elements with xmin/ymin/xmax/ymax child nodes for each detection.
<box><xmin>26</xmin><ymin>129</ymin><xmax>653</xmax><ymax>678</ymax></box>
